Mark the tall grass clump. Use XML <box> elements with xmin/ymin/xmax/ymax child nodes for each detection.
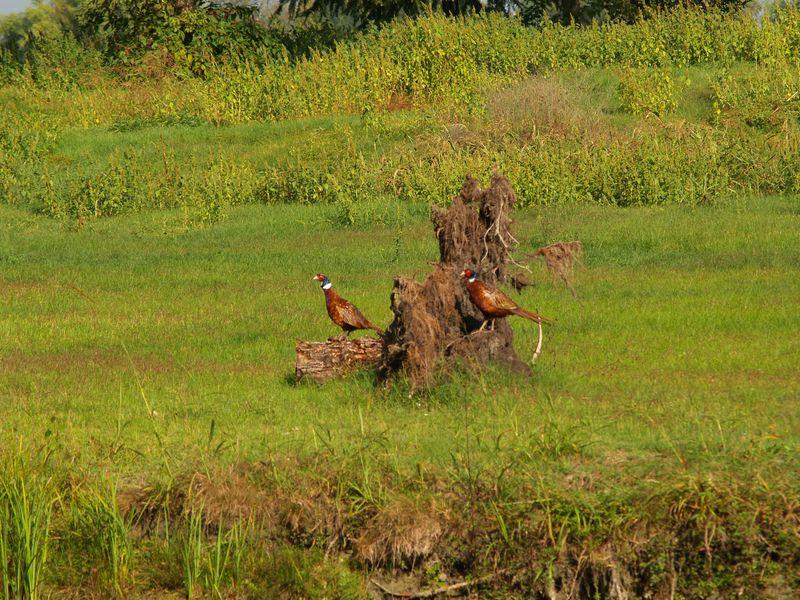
<box><xmin>181</xmin><ymin>507</ymin><xmax>204</xmax><ymax>600</ymax></box>
<box><xmin>170</xmin><ymin>497</ymin><xmax>253</xmax><ymax>600</ymax></box>
<box><xmin>388</xmin><ymin>123</ymin><xmax>734</xmax><ymax>207</ymax></box>
<box><xmin>712</xmin><ymin>64</ymin><xmax>800</xmax><ymax>129</ymax></box>
<box><xmin>0</xmin><ymin>460</ymin><xmax>55</xmax><ymax>600</ymax></box>
<box><xmin>617</xmin><ymin>66</ymin><xmax>683</xmax><ymax>117</ymax></box>
<box><xmin>70</xmin><ymin>482</ymin><xmax>135</xmax><ymax>595</ymax></box>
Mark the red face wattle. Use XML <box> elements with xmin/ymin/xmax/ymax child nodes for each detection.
<box><xmin>463</xmin><ymin>269</ymin><xmax>473</xmax><ymax>278</ymax></box>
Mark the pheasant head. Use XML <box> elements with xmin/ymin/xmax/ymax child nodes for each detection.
<box><xmin>313</xmin><ymin>273</ymin><xmax>332</xmax><ymax>289</ymax></box>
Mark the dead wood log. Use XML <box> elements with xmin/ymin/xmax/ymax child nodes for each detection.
<box><xmin>295</xmin><ymin>337</ymin><xmax>384</xmax><ymax>383</ymax></box>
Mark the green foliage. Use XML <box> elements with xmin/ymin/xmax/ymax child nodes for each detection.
<box><xmin>70</xmin><ymin>482</ymin><xmax>135</xmax><ymax>594</ymax></box>
<box><xmin>617</xmin><ymin>66</ymin><xmax>683</xmax><ymax>117</ymax></box>
<box><xmin>254</xmin><ymin>153</ymin><xmax>403</xmax><ymax>228</ymax></box>
<box><xmin>388</xmin><ymin>122</ymin><xmax>737</xmax><ymax>207</ymax></box>
<box><xmin>183</xmin><ymin>6</ymin><xmax>800</xmax><ymax>123</ymax></box>
<box><xmin>0</xmin><ymin>0</ymin><xmax>81</xmax><ymax>61</ymax></box>
<box><xmin>3</xmin><ymin>7</ymin><xmax>800</xmax><ymax>221</ymax></box>
<box><xmin>171</xmin><ymin>507</ymin><xmax>253</xmax><ymax>600</ymax></box>
<box><xmin>76</xmin><ymin>0</ymin><xmax>280</xmax><ymax>73</ymax></box>
<box><xmin>72</xmin><ymin>150</ymin><xmax>143</xmax><ymax>218</ymax></box>
<box><xmin>4</xmin><ymin>3</ymin><xmax>800</xmax><ymax>93</ymax></box>
<box><xmin>184</xmin><ymin>154</ymin><xmax>258</xmax><ymax>226</ymax></box>
<box><xmin>180</xmin><ymin>508</ymin><xmax>204</xmax><ymax>599</ymax></box>
<box><xmin>263</xmin><ymin>546</ymin><xmax>364</xmax><ymax>598</ymax></box>
<box><xmin>0</xmin><ymin>194</ymin><xmax>799</xmax><ymax>596</ymax></box>
<box><xmin>279</xmin><ymin>0</ymin><xmax>511</xmax><ymax>25</ymax></box>
<box><xmin>712</xmin><ymin>64</ymin><xmax>800</xmax><ymax>129</ymax></box>
<box><xmin>0</xmin><ymin>461</ymin><xmax>55</xmax><ymax>600</ymax></box>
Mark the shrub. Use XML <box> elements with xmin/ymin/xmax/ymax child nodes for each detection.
<box><xmin>712</xmin><ymin>64</ymin><xmax>800</xmax><ymax>129</ymax></box>
<box><xmin>617</xmin><ymin>67</ymin><xmax>683</xmax><ymax>117</ymax></box>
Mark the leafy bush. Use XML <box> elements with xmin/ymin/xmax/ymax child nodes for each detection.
<box><xmin>617</xmin><ymin>67</ymin><xmax>683</xmax><ymax>117</ymax></box>
<box><xmin>712</xmin><ymin>64</ymin><xmax>800</xmax><ymax>129</ymax></box>
<box><xmin>76</xmin><ymin>0</ymin><xmax>281</xmax><ymax>75</ymax></box>
<box><xmin>4</xmin><ymin>7</ymin><xmax>800</xmax><ymax>223</ymax></box>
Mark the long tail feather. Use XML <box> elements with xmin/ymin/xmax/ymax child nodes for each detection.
<box><xmin>510</xmin><ymin>306</ymin><xmax>554</xmax><ymax>324</ymax></box>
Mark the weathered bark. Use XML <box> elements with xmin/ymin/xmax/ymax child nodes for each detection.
<box><xmin>378</xmin><ymin>173</ymin><xmax>530</xmax><ymax>389</ymax></box>
<box><xmin>295</xmin><ymin>337</ymin><xmax>383</xmax><ymax>383</ymax></box>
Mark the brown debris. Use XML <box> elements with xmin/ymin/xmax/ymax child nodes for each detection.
<box><xmin>281</xmin><ymin>487</ymin><xmax>345</xmax><ymax>548</ymax></box>
<box><xmin>530</xmin><ymin>240</ymin><xmax>583</xmax><ymax>298</ymax></box>
<box><xmin>379</xmin><ymin>173</ymin><xmax>530</xmax><ymax>389</ymax></box>
<box><xmin>356</xmin><ymin>498</ymin><xmax>445</xmax><ymax>565</ymax></box>
<box><xmin>186</xmin><ymin>468</ymin><xmax>271</xmax><ymax>526</ymax></box>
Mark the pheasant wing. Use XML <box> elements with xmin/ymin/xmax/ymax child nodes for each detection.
<box><xmin>336</xmin><ymin>298</ymin><xmax>374</xmax><ymax>330</ymax></box>
<box><xmin>481</xmin><ymin>284</ymin><xmax>519</xmax><ymax>312</ymax></box>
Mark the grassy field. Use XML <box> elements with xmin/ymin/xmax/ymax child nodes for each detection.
<box><xmin>2</xmin><ymin>187</ymin><xmax>799</xmax><ymax>596</ymax></box>
<box><xmin>2</xmin><ymin>11</ymin><xmax>800</xmax><ymax>592</ymax></box>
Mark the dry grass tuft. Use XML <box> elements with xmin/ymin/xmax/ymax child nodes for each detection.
<box><xmin>355</xmin><ymin>498</ymin><xmax>445</xmax><ymax>565</ymax></box>
<box><xmin>182</xmin><ymin>464</ymin><xmax>274</xmax><ymax>527</ymax></box>
<box><xmin>281</xmin><ymin>485</ymin><xmax>345</xmax><ymax>548</ymax></box>
<box><xmin>487</xmin><ymin>77</ymin><xmax>600</xmax><ymax>141</ymax></box>
<box><xmin>531</xmin><ymin>240</ymin><xmax>583</xmax><ymax>298</ymax></box>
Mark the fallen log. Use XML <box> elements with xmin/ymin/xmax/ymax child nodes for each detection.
<box><xmin>295</xmin><ymin>336</ymin><xmax>384</xmax><ymax>383</ymax></box>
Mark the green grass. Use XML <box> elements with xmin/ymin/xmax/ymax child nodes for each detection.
<box><xmin>2</xmin><ymin>56</ymin><xmax>800</xmax><ymax>596</ymax></box>
<box><xmin>2</xmin><ymin>194</ymin><xmax>798</xmax><ymax>464</ymax></box>
<box><xmin>2</xmin><ymin>194</ymin><xmax>799</xmax><ymax>597</ymax></box>
<box><xmin>51</xmin><ymin>113</ymin><xmax>417</xmax><ymax>173</ymax></box>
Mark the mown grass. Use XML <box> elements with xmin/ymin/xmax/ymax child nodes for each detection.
<box><xmin>1</xmin><ymin>190</ymin><xmax>798</xmax><ymax>596</ymax></box>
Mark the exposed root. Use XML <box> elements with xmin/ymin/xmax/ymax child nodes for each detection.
<box><xmin>531</xmin><ymin>319</ymin><xmax>544</xmax><ymax>364</ymax></box>
<box><xmin>379</xmin><ymin>173</ymin><xmax>532</xmax><ymax>389</ymax></box>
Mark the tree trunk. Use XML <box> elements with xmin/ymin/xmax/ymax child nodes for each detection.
<box><xmin>378</xmin><ymin>172</ymin><xmax>530</xmax><ymax>390</ymax></box>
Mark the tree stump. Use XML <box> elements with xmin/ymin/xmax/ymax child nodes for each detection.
<box><xmin>378</xmin><ymin>172</ymin><xmax>530</xmax><ymax>390</ymax></box>
<box><xmin>295</xmin><ymin>337</ymin><xmax>383</xmax><ymax>383</ymax></box>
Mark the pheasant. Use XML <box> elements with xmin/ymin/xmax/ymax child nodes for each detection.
<box><xmin>313</xmin><ymin>273</ymin><xmax>384</xmax><ymax>338</ymax></box>
<box><xmin>462</xmin><ymin>268</ymin><xmax>553</xmax><ymax>330</ymax></box>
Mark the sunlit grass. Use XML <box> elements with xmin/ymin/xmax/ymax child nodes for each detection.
<box><xmin>1</xmin><ymin>192</ymin><xmax>798</xmax><ymax>595</ymax></box>
<box><xmin>1</xmin><ymin>196</ymin><xmax>798</xmax><ymax>475</ymax></box>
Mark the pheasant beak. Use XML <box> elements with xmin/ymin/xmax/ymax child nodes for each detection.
<box><xmin>312</xmin><ymin>274</ymin><xmax>321</xmax><ymax>281</ymax></box>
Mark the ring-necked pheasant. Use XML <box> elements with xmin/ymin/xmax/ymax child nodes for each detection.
<box><xmin>462</xmin><ymin>268</ymin><xmax>553</xmax><ymax>330</ymax></box>
<box><xmin>313</xmin><ymin>273</ymin><xmax>384</xmax><ymax>338</ymax></box>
